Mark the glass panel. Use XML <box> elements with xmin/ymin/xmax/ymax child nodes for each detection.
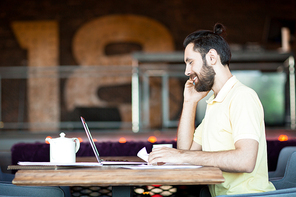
<box><xmin>196</xmin><ymin>71</ymin><xmax>286</xmax><ymax>127</ymax></box>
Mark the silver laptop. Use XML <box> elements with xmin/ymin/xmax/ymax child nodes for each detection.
<box><xmin>80</xmin><ymin>116</ymin><xmax>146</xmax><ymax>165</ymax></box>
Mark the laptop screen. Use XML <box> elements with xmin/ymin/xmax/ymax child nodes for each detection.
<box><xmin>80</xmin><ymin>116</ymin><xmax>102</xmax><ymax>164</ymax></box>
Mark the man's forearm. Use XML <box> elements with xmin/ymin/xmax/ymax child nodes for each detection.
<box><xmin>179</xmin><ymin>139</ymin><xmax>258</xmax><ymax>173</ymax></box>
<box><xmin>148</xmin><ymin>139</ymin><xmax>258</xmax><ymax>173</ymax></box>
<box><xmin>177</xmin><ymin>101</ymin><xmax>198</xmax><ymax>150</ymax></box>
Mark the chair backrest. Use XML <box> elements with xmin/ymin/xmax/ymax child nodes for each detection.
<box><xmin>269</xmin><ymin>146</ymin><xmax>296</xmax><ymax>178</ymax></box>
<box><xmin>0</xmin><ymin>181</ymin><xmax>65</xmax><ymax>197</ymax></box>
<box><xmin>0</xmin><ymin>167</ymin><xmax>14</xmax><ymax>182</ymax></box>
<box><xmin>216</xmin><ymin>187</ymin><xmax>296</xmax><ymax>196</ymax></box>
<box><xmin>0</xmin><ymin>167</ymin><xmax>3</xmax><ymax>181</ymax></box>
<box><xmin>271</xmin><ymin>151</ymin><xmax>296</xmax><ymax>190</ymax></box>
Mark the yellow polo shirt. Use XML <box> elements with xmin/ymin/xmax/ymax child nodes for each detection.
<box><xmin>194</xmin><ymin>76</ymin><xmax>275</xmax><ymax>196</ymax></box>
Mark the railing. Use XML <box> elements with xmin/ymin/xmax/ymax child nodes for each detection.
<box><xmin>0</xmin><ymin>50</ymin><xmax>295</xmax><ymax>133</ymax></box>
<box><xmin>132</xmin><ymin>51</ymin><xmax>295</xmax><ymax>132</ymax></box>
<box><xmin>0</xmin><ymin>65</ymin><xmax>134</xmax><ymax>132</ymax></box>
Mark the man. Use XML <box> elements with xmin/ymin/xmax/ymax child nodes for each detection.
<box><xmin>148</xmin><ymin>23</ymin><xmax>275</xmax><ymax>196</ymax></box>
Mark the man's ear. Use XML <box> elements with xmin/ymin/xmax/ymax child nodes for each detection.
<box><xmin>206</xmin><ymin>49</ymin><xmax>218</xmax><ymax>65</ymax></box>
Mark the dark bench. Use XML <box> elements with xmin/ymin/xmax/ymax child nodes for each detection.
<box><xmin>11</xmin><ymin>141</ymin><xmax>177</xmax><ymax>165</ymax></box>
<box><xmin>11</xmin><ymin>140</ymin><xmax>296</xmax><ymax>171</ymax></box>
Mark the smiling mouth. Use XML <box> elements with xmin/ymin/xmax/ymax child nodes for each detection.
<box><xmin>189</xmin><ymin>74</ymin><xmax>197</xmax><ymax>85</ymax></box>
<box><xmin>192</xmin><ymin>76</ymin><xmax>197</xmax><ymax>85</ymax></box>
<box><xmin>189</xmin><ymin>73</ymin><xmax>197</xmax><ymax>80</ymax></box>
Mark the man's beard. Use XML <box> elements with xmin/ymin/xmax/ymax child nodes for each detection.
<box><xmin>191</xmin><ymin>60</ymin><xmax>216</xmax><ymax>92</ymax></box>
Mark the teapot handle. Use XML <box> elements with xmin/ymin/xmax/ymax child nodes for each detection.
<box><xmin>73</xmin><ymin>138</ymin><xmax>80</xmax><ymax>153</ymax></box>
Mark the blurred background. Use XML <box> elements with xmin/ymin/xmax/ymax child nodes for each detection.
<box><xmin>1</xmin><ymin>1</ymin><xmax>296</xmax><ymax>195</ymax></box>
<box><xmin>0</xmin><ymin>0</ymin><xmax>296</xmax><ymax>139</ymax></box>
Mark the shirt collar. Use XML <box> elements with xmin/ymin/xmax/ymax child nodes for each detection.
<box><xmin>207</xmin><ymin>75</ymin><xmax>238</xmax><ymax>104</ymax></box>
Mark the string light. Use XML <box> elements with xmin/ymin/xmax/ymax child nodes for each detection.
<box><xmin>119</xmin><ymin>137</ymin><xmax>127</xmax><ymax>143</ymax></box>
<box><xmin>278</xmin><ymin>135</ymin><xmax>289</xmax><ymax>141</ymax></box>
<box><xmin>45</xmin><ymin>136</ymin><xmax>52</xmax><ymax>144</ymax></box>
<box><xmin>148</xmin><ymin>136</ymin><xmax>157</xmax><ymax>143</ymax></box>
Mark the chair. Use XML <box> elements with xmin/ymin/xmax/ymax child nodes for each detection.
<box><xmin>217</xmin><ymin>187</ymin><xmax>296</xmax><ymax>197</ymax></box>
<box><xmin>271</xmin><ymin>151</ymin><xmax>296</xmax><ymax>189</ymax></box>
<box><xmin>0</xmin><ymin>181</ymin><xmax>65</xmax><ymax>197</ymax></box>
<box><xmin>0</xmin><ymin>168</ymin><xmax>14</xmax><ymax>182</ymax></box>
<box><xmin>217</xmin><ymin>151</ymin><xmax>296</xmax><ymax>196</ymax></box>
<box><xmin>268</xmin><ymin>146</ymin><xmax>296</xmax><ymax>179</ymax></box>
<box><xmin>0</xmin><ymin>167</ymin><xmax>70</xmax><ymax>197</ymax></box>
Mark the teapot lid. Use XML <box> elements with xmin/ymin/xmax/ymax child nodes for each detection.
<box><xmin>53</xmin><ymin>132</ymin><xmax>72</xmax><ymax>141</ymax></box>
<box><xmin>59</xmin><ymin>132</ymin><xmax>66</xmax><ymax>138</ymax></box>
<box><xmin>45</xmin><ymin>132</ymin><xmax>76</xmax><ymax>144</ymax></box>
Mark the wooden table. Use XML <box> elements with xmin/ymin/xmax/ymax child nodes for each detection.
<box><xmin>12</xmin><ymin>157</ymin><xmax>224</xmax><ymax>197</ymax></box>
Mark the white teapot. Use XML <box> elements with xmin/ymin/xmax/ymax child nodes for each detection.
<box><xmin>45</xmin><ymin>132</ymin><xmax>80</xmax><ymax>163</ymax></box>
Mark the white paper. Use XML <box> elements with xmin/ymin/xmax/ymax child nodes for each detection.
<box><xmin>101</xmin><ymin>161</ymin><xmax>146</xmax><ymax>165</ymax></box>
<box><xmin>121</xmin><ymin>164</ymin><xmax>202</xmax><ymax>170</ymax></box>
<box><xmin>18</xmin><ymin>161</ymin><xmax>103</xmax><ymax>166</ymax></box>
<box><xmin>137</xmin><ymin>147</ymin><xmax>149</xmax><ymax>162</ymax></box>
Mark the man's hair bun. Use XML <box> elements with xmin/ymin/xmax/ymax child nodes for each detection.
<box><xmin>213</xmin><ymin>23</ymin><xmax>226</xmax><ymax>38</ymax></box>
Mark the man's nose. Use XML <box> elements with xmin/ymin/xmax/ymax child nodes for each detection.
<box><xmin>185</xmin><ymin>65</ymin><xmax>191</xmax><ymax>76</ymax></box>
